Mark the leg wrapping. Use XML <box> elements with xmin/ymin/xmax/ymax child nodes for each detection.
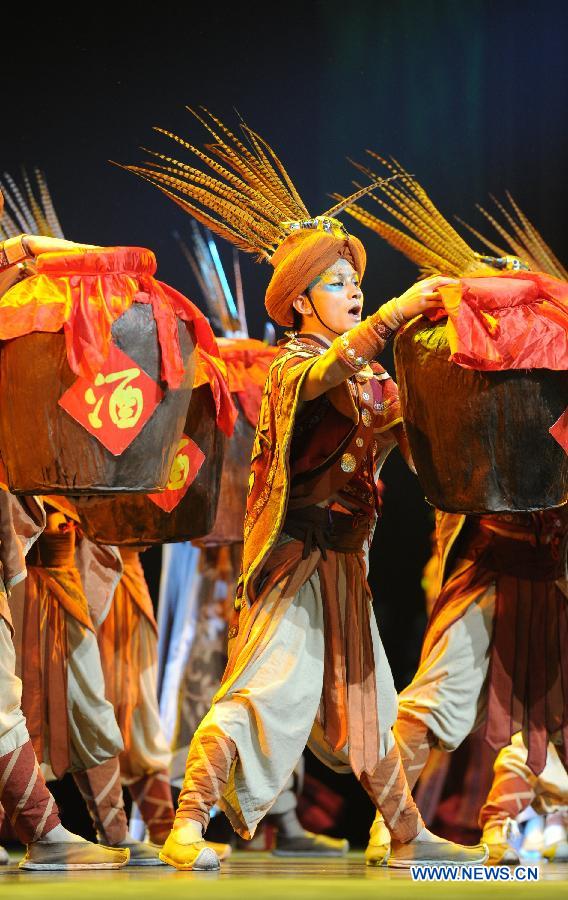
<box><xmin>360</xmin><ymin>743</ymin><xmax>424</xmax><ymax>843</ymax></box>
<box><xmin>0</xmin><ymin>740</ymin><xmax>60</xmax><ymax>843</ymax></box>
<box><xmin>73</xmin><ymin>757</ymin><xmax>127</xmax><ymax>845</ymax></box>
<box><xmin>128</xmin><ymin>770</ymin><xmax>174</xmax><ymax>843</ymax></box>
<box><xmin>394</xmin><ymin>713</ymin><xmax>436</xmax><ymax>791</ymax></box>
<box><xmin>175</xmin><ymin>726</ymin><xmax>237</xmax><ymax>832</ymax></box>
<box><xmin>479</xmin><ymin>770</ymin><xmax>535</xmax><ymax>830</ymax></box>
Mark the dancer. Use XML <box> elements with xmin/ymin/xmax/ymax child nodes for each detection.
<box><xmin>375</xmin><ymin>534</ymin><xmax>499</xmax><ymax>851</ymax></box>
<box><xmin>365</xmin><ymin>507</ymin><xmax>568</xmax><ymax>864</ymax></box>
<box><xmin>8</xmin><ymin>498</ymin><xmax>161</xmax><ymax>865</ymax></box>
<box><xmin>342</xmin><ymin>163</ymin><xmax>568</xmax><ymax>864</ymax></box>
<box><xmin>0</xmin><ymin>190</ymin><xmax>131</xmax><ymax>869</ymax></box>
<box><xmin>1</xmin><ymin>179</ymin><xmax>161</xmax><ymax>864</ymax></box>
<box><xmin>123</xmin><ymin>110</ymin><xmax>488</xmax><ymax>870</ymax></box>
<box><xmin>0</xmin><ymin>491</ymin><xmax>129</xmax><ymax>871</ymax></box>
<box><xmin>157</xmin><ymin>227</ymin><xmax>348</xmax><ymax>857</ymax></box>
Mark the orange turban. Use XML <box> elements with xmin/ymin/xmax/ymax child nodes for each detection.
<box><xmin>265</xmin><ymin>229</ymin><xmax>367</xmax><ymax>327</ymax></box>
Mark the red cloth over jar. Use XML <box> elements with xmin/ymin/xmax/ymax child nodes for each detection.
<box><xmin>0</xmin><ymin>246</ymin><xmax>236</xmax><ymax>436</ymax></box>
<box><xmin>431</xmin><ymin>271</ymin><xmax>568</xmax><ymax>371</ymax></box>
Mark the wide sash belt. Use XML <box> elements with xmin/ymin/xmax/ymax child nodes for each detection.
<box><xmin>283</xmin><ymin>505</ymin><xmax>370</xmax><ymax>559</ymax></box>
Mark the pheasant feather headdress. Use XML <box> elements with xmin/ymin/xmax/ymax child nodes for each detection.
<box><xmin>119</xmin><ymin>108</ymin><xmax>394</xmax><ymax>325</ymax></box>
<box><xmin>0</xmin><ymin>168</ymin><xmax>64</xmax><ymax>240</ymax></box>
<box><xmin>456</xmin><ymin>194</ymin><xmax>568</xmax><ymax>280</ymax></box>
<box><xmin>336</xmin><ymin>153</ymin><xmax>527</xmax><ymax>277</ymax></box>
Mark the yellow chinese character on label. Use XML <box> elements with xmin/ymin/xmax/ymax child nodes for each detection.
<box><xmin>167</xmin><ymin>441</ymin><xmax>190</xmax><ymax>491</ymax></box>
<box><xmin>85</xmin><ymin>368</ymin><xmax>144</xmax><ymax>430</ymax></box>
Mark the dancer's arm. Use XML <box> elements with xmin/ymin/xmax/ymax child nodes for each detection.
<box><xmin>0</xmin><ymin>234</ymin><xmax>98</xmax><ymax>270</ymax></box>
<box><xmin>300</xmin><ymin>275</ymin><xmax>454</xmax><ymax>402</ymax></box>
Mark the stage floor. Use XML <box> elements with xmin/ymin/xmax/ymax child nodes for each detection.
<box><xmin>1</xmin><ymin>850</ymin><xmax>567</xmax><ymax>898</ymax></box>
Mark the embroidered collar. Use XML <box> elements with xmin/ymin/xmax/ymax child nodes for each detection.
<box><xmin>284</xmin><ymin>333</ymin><xmax>329</xmax><ymax>355</ymax></box>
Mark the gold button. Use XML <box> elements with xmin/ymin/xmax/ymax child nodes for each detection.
<box><xmin>362</xmin><ymin>409</ymin><xmax>372</xmax><ymax>427</ymax></box>
<box><xmin>356</xmin><ymin>437</ymin><xmax>364</xmax><ymax>448</ymax></box>
<box><xmin>340</xmin><ymin>452</ymin><xmax>357</xmax><ymax>473</ymax></box>
<box><xmin>362</xmin><ymin>391</ymin><xmax>370</xmax><ymax>401</ymax></box>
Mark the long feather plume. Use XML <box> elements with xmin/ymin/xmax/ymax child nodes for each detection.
<box><xmin>0</xmin><ymin>169</ymin><xmax>65</xmax><ymax>240</ymax></box>
<box><xmin>336</xmin><ymin>154</ymin><xmax>494</xmax><ymax>276</ymax></box>
<box><xmin>116</xmin><ymin>108</ymin><xmax>307</xmax><ymax>260</ymax></box>
<box><xmin>116</xmin><ymin>108</ymin><xmax>390</xmax><ymax>262</ymax></box>
<box><xmin>457</xmin><ymin>193</ymin><xmax>568</xmax><ymax>280</ymax></box>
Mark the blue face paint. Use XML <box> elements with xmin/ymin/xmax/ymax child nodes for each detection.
<box><xmin>317</xmin><ymin>277</ymin><xmax>360</xmax><ymax>293</ymax></box>
<box><xmin>320</xmin><ymin>282</ymin><xmax>344</xmax><ymax>292</ymax></box>
<box><xmin>307</xmin><ymin>266</ymin><xmax>360</xmax><ymax>294</ymax></box>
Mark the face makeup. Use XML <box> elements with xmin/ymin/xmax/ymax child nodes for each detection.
<box><xmin>296</xmin><ymin>258</ymin><xmax>364</xmax><ymax>339</ymax></box>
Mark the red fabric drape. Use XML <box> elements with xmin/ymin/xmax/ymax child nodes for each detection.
<box><xmin>218</xmin><ymin>338</ymin><xmax>278</xmax><ymax>426</ymax></box>
<box><xmin>0</xmin><ymin>246</ymin><xmax>237</xmax><ymax>434</ymax></box>
<box><xmin>428</xmin><ymin>271</ymin><xmax>568</xmax><ymax>371</ymax></box>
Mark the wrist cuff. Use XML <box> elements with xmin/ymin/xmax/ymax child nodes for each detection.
<box><xmin>1</xmin><ymin>236</ymin><xmax>30</xmax><ymax>267</ymax></box>
<box><xmin>333</xmin><ymin>312</ymin><xmax>394</xmax><ymax>371</ymax></box>
<box><xmin>377</xmin><ymin>298</ymin><xmax>406</xmax><ymax>331</ymax></box>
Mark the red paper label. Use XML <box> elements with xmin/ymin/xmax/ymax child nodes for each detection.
<box><xmin>58</xmin><ymin>344</ymin><xmax>163</xmax><ymax>455</ymax></box>
<box><xmin>550</xmin><ymin>407</ymin><xmax>568</xmax><ymax>454</ymax></box>
<box><xmin>147</xmin><ymin>435</ymin><xmax>205</xmax><ymax>512</ymax></box>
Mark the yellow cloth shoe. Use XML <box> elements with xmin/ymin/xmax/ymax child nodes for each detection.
<box><xmin>542</xmin><ymin>840</ymin><xmax>568</xmax><ymax>862</ymax></box>
<box><xmin>542</xmin><ymin>813</ymin><xmax>568</xmax><ymax>861</ymax></box>
<box><xmin>365</xmin><ymin>814</ymin><xmax>390</xmax><ymax>866</ymax></box>
<box><xmin>159</xmin><ymin>831</ymin><xmax>220</xmax><ymax>871</ymax></box>
<box><xmin>19</xmin><ymin>841</ymin><xmax>129</xmax><ymax>871</ymax></box>
<box><xmin>389</xmin><ymin>838</ymin><xmax>488</xmax><ymax>868</ymax></box>
<box><xmin>482</xmin><ymin>819</ymin><xmax>520</xmax><ymax>865</ymax></box>
<box><xmin>149</xmin><ymin>835</ymin><xmax>231</xmax><ymax>860</ymax></box>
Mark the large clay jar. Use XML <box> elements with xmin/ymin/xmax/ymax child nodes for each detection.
<box><xmin>394</xmin><ymin>318</ymin><xmax>568</xmax><ymax>514</ymax></box>
<box><xmin>0</xmin><ymin>249</ymin><xmax>195</xmax><ymax>495</ymax></box>
<box><xmin>75</xmin><ymin>383</ymin><xmax>225</xmax><ymax>545</ymax></box>
<box><xmin>200</xmin><ymin>396</ymin><xmax>255</xmax><ymax>546</ymax></box>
